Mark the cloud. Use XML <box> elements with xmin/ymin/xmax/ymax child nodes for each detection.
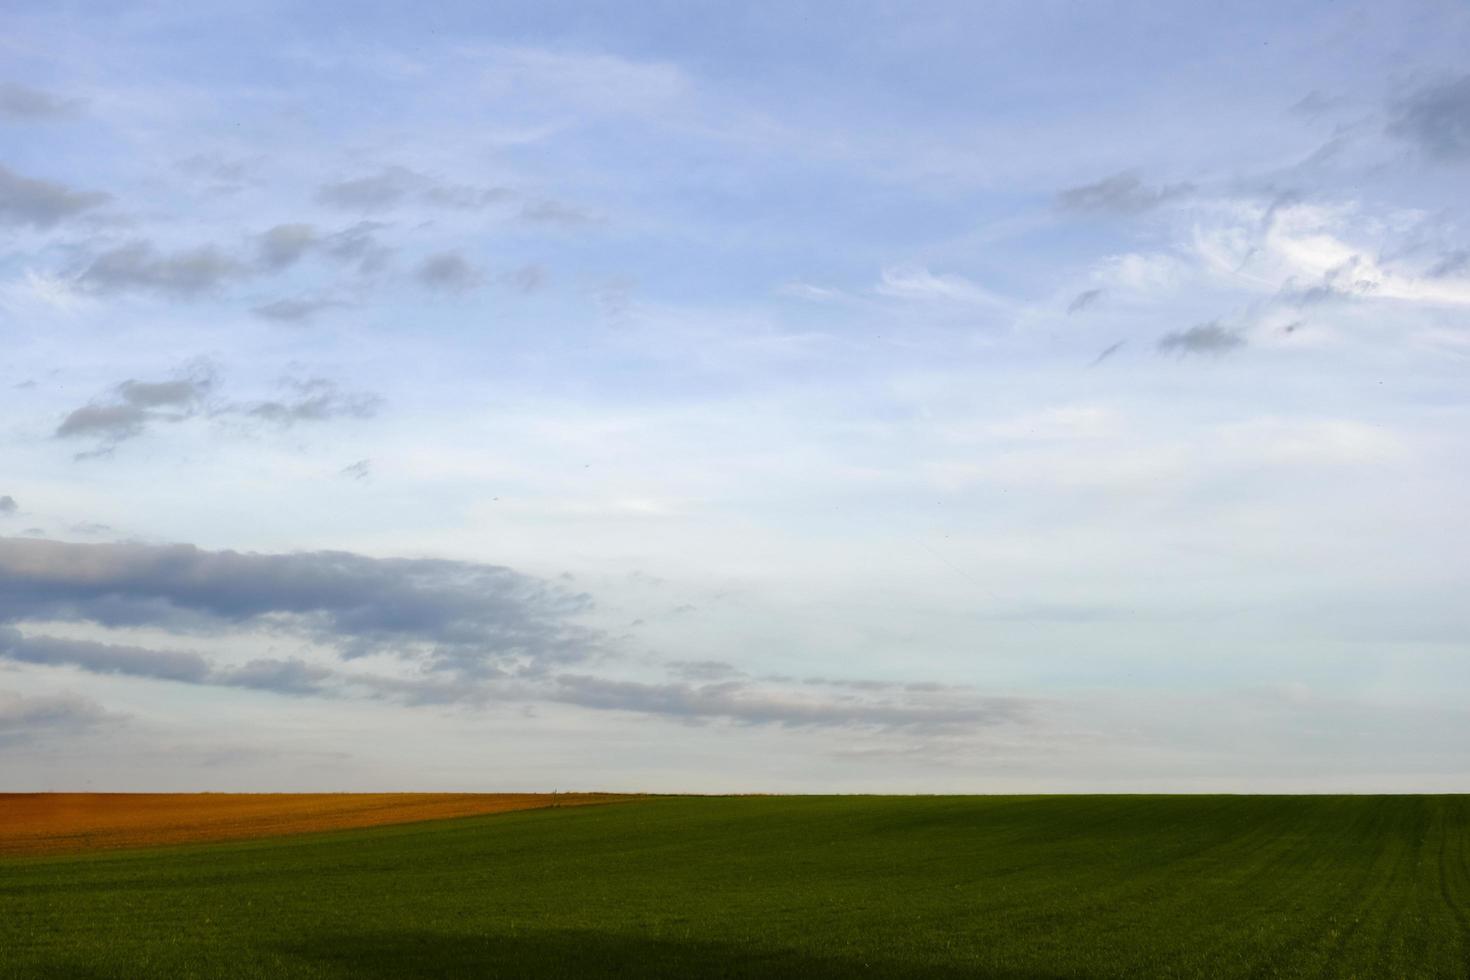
<box><xmin>1288</xmin><ymin>90</ymin><xmax>1346</xmax><ymax>118</ymax></box>
<box><xmin>256</xmin><ymin>223</ymin><xmax>319</xmax><ymax>270</ymax></box>
<box><xmin>0</xmin><ymin>82</ymin><xmax>84</xmax><ymax>120</ymax></box>
<box><xmin>55</xmin><ymin>368</ymin><xmax>215</xmax><ymax>447</ymax></box>
<box><xmin>0</xmin><ymin>627</ymin><xmax>209</xmax><ymax>682</ymax></box>
<box><xmin>0</xmin><ymin>535</ymin><xmax>600</xmax><ymax>675</ymax></box>
<box><xmin>0</xmin><ymin>688</ymin><xmax>114</xmax><ymax>746</ymax></box>
<box><xmin>519</xmin><ymin>200</ymin><xmax>595</xmax><ymax>226</ymax></box>
<box><xmin>323</xmin><ymin>221</ymin><xmax>392</xmax><ymax>273</ymax></box>
<box><xmin>216</xmin><ymin>657</ymin><xmax>333</xmax><ymax>696</ymax></box>
<box><xmin>251</xmin><ymin>297</ymin><xmax>343</xmax><ymax>322</ymax></box>
<box><xmin>1067</xmin><ymin>287</ymin><xmax>1105</xmax><ymax>314</ymax></box>
<box><xmin>1057</xmin><ymin>172</ymin><xmax>1193</xmax><ymax>215</ymax></box>
<box><xmin>76</xmin><ymin>241</ymin><xmax>247</xmax><ymax>297</ymax></box>
<box><xmin>421</xmin><ymin>183</ymin><xmax>513</xmax><ymax>209</ymax></box>
<box><xmin>55</xmin><ymin>369</ymin><xmax>378</xmax><ymax>455</ymax></box>
<box><xmin>0</xmin><ymin>163</ymin><xmax>109</xmax><ymax>228</ymax></box>
<box><xmin>876</xmin><ymin>266</ymin><xmax>1005</xmax><ymax>307</ymax></box>
<box><xmin>318</xmin><ymin>167</ymin><xmax>511</xmax><ymax>213</ymax></box>
<box><xmin>416</xmin><ymin>251</ymin><xmax>483</xmax><ymax>292</ymax></box>
<box><xmin>0</xmin><ymin>496</ymin><xmax>14</xmax><ymax>516</ymax></box>
<box><xmin>1428</xmin><ymin>249</ymin><xmax>1469</xmax><ymax>278</ymax></box>
<box><xmin>340</xmin><ymin>459</ymin><xmax>371</xmax><ymax>481</ymax></box>
<box><xmin>1089</xmin><ymin>340</ymin><xmax>1126</xmax><ymax>366</ymax></box>
<box><xmin>1157</xmin><ymin>322</ymin><xmax>1246</xmax><ymax>356</ymax></box>
<box><xmin>667</xmin><ymin>659</ymin><xmax>744</xmax><ymax>681</ymax></box>
<box><xmin>69</xmin><ymin>522</ymin><xmax>113</xmax><ymax>537</ymax></box>
<box><xmin>176</xmin><ymin>153</ymin><xmax>255</xmax><ymax>183</ymax></box>
<box><xmin>550</xmin><ymin>674</ymin><xmax>1029</xmax><ymax>733</ymax></box>
<box><xmin>316</xmin><ymin>166</ymin><xmax>419</xmax><ymax>211</ymax></box>
<box><xmin>243</xmin><ymin>378</ymin><xmax>382</xmax><ymax>426</ymax></box>
<box><xmin>0</xmin><ymin>627</ymin><xmax>335</xmax><ymax>697</ymax></box>
<box><xmin>1388</xmin><ymin>75</ymin><xmax>1470</xmax><ymax>161</ymax></box>
<box><xmin>0</xmin><ymin>537</ymin><xmax>1034</xmax><ymax>732</ymax></box>
<box><xmin>503</xmin><ymin>264</ymin><xmax>546</xmax><ymax>293</ymax></box>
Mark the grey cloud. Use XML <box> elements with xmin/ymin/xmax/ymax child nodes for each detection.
<box><xmin>80</xmin><ymin>221</ymin><xmax>383</xmax><ymax>300</ymax></box>
<box><xmin>551</xmin><ymin>674</ymin><xmax>1028</xmax><ymax>733</ymax></box>
<box><xmin>176</xmin><ymin>154</ymin><xmax>255</xmax><ymax>183</ymax></box>
<box><xmin>0</xmin><ymin>626</ymin><xmax>209</xmax><ymax>682</ymax></box>
<box><xmin>77</xmin><ymin>241</ymin><xmax>247</xmax><ymax>297</ymax></box>
<box><xmin>217</xmin><ymin>658</ymin><xmax>333</xmax><ymax>696</ymax></box>
<box><xmin>55</xmin><ymin>404</ymin><xmax>150</xmax><ymax>443</ymax></box>
<box><xmin>257</xmin><ymin>223</ymin><xmax>319</xmax><ymax>270</ymax></box>
<box><xmin>252</xmin><ymin>297</ymin><xmax>344</xmax><ymax>322</ymax></box>
<box><xmin>69</xmin><ymin>522</ymin><xmax>113</xmax><ymax>537</ymax></box>
<box><xmin>0</xmin><ymin>82</ymin><xmax>84</xmax><ymax>120</ymax></box>
<box><xmin>56</xmin><ymin>370</ymin><xmax>214</xmax><ymax>446</ymax></box>
<box><xmin>1090</xmin><ymin>340</ymin><xmax>1126</xmax><ymax>366</ymax></box>
<box><xmin>417</xmin><ymin>251</ymin><xmax>483</xmax><ymax>292</ymax></box>
<box><xmin>1067</xmin><ymin>288</ymin><xmax>1104</xmax><ymax>314</ymax></box>
<box><xmin>1388</xmin><ymin>75</ymin><xmax>1470</xmax><ymax>161</ymax></box>
<box><xmin>56</xmin><ymin>368</ymin><xmax>377</xmax><ymax>455</ymax></box>
<box><xmin>119</xmin><ymin>379</ymin><xmax>208</xmax><ymax>408</ymax></box>
<box><xmin>503</xmin><ymin>264</ymin><xmax>546</xmax><ymax>293</ymax></box>
<box><xmin>0</xmin><ymin>688</ymin><xmax>114</xmax><ymax>746</ymax></box>
<box><xmin>0</xmin><ymin>538</ymin><xmax>1029</xmax><ymax>732</ymax></box>
<box><xmin>0</xmin><ymin>535</ymin><xmax>600</xmax><ymax>674</ymax></box>
<box><xmin>591</xmin><ymin>277</ymin><xmax>634</xmax><ymax>319</ymax></box>
<box><xmin>0</xmin><ymin>496</ymin><xmax>14</xmax><ymax>516</ymax></box>
<box><xmin>257</xmin><ymin>221</ymin><xmax>396</xmax><ymax>274</ymax></box>
<box><xmin>340</xmin><ymin>459</ymin><xmax>371</xmax><ymax>481</ymax></box>
<box><xmin>1057</xmin><ymin>172</ymin><xmax>1194</xmax><ymax>215</ymax></box>
<box><xmin>317</xmin><ymin>166</ymin><xmax>419</xmax><ymax>211</ymax></box>
<box><xmin>1289</xmin><ymin>90</ymin><xmax>1346</xmax><ymax>118</ymax></box>
<box><xmin>667</xmin><ymin>659</ymin><xmax>744</xmax><ymax>681</ymax></box>
<box><xmin>319</xmin><ymin>166</ymin><xmax>515</xmax><ymax>213</ymax></box>
<box><xmin>0</xmin><ymin>163</ymin><xmax>109</xmax><ymax>228</ymax></box>
<box><xmin>421</xmin><ymin>183</ymin><xmax>513</xmax><ymax>209</ymax></box>
<box><xmin>243</xmin><ymin>378</ymin><xmax>382</xmax><ymax>426</ymax></box>
<box><xmin>0</xmin><ymin>627</ymin><xmax>332</xmax><ymax>698</ymax></box>
<box><xmin>520</xmin><ymin>200</ymin><xmax>595</xmax><ymax>226</ymax></box>
<box><xmin>1157</xmin><ymin>322</ymin><xmax>1246</xmax><ymax>356</ymax></box>
<box><xmin>324</xmin><ymin>221</ymin><xmax>392</xmax><ymax>273</ymax></box>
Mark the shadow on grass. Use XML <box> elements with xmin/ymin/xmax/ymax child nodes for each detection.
<box><xmin>277</xmin><ymin>928</ymin><xmax>1060</xmax><ymax>979</ymax></box>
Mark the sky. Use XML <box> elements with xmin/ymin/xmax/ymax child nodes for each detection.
<box><xmin>2</xmin><ymin>0</ymin><xmax>1470</xmax><ymax>792</ymax></box>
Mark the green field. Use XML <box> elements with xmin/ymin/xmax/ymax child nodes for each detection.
<box><xmin>3</xmin><ymin>795</ymin><xmax>1469</xmax><ymax>978</ymax></box>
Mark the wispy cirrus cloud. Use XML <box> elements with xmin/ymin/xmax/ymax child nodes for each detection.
<box><xmin>1057</xmin><ymin>171</ymin><xmax>1194</xmax><ymax>215</ymax></box>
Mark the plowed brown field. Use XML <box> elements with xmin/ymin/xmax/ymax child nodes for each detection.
<box><xmin>0</xmin><ymin>792</ymin><xmax>633</xmax><ymax>856</ymax></box>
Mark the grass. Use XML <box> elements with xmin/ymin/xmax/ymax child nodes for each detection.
<box><xmin>2</xmin><ymin>795</ymin><xmax>1468</xmax><ymax>978</ymax></box>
